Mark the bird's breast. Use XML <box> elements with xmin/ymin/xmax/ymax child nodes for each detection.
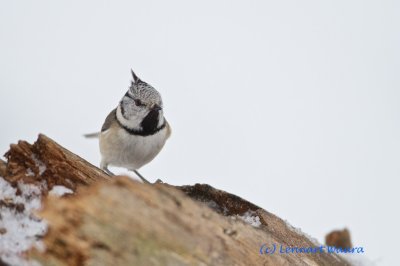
<box><xmin>99</xmin><ymin>124</ymin><xmax>169</xmax><ymax>170</ymax></box>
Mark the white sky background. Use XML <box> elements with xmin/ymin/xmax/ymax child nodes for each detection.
<box><xmin>1</xmin><ymin>1</ymin><xmax>399</xmax><ymax>265</ymax></box>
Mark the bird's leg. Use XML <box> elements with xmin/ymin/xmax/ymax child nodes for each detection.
<box><xmin>100</xmin><ymin>162</ymin><xmax>115</xmax><ymax>176</ymax></box>
<box><xmin>103</xmin><ymin>167</ymin><xmax>115</xmax><ymax>176</ymax></box>
<box><xmin>133</xmin><ymin>170</ymin><xmax>151</xmax><ymax>184</ymax></box>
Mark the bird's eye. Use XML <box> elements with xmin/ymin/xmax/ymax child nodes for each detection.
<box><xmin>135</xmin><ymin>99</ymin><xmax>144</xmax><ymax>106</ymax></box>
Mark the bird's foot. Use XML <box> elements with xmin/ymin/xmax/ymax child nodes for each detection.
<box><xmin>103</xmin><ymin>167</ymin><xmax>115</xmax><ymax>176</ymax></box>
<box><xmin>133</xmin><ymin>170</ymin><xmax>151</xmax><ymax>184</ymax></box>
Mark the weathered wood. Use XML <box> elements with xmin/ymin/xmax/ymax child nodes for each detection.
<box><xmin>177</xmin><ymin>184</ymin><xmax>350</xmax><ymax>264</ymax></box>
<box><xmin>1</xmin><ymin>135</ymin><xmax>350</xmax><ymax>265</ymax></box>
<box><xmin>32</xmin><ymin>177</ymin><xmax>349</xmax><ymax>266</ymax></box>
<box><xmin>326</xmin><ymin>228</ymin><xmax>353</xmax><ymax>249</ymax></box>
<box><xmin>3</xmin><ymin>134</ymin><xmax>111</xmax><ymax>191</ymax></box>
<box><xmin>0</xmin><ymin>159</ymin><xmax>6</xmax><ymax>177</ymax></box>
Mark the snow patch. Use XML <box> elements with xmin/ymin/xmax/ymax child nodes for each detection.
<box><xmin>31</xmin><ymin>155</ymin><xmax>46</xmax><ymax>176</ymax></box>
<box><xmin>237</xmin><ymin>211</ymin><xmax>261</xmax><ymax>228</ymax></box>
<box><xmin>284</xmin><ymin>220</ymin><xmax>321</xmax><ymax>246</ymax></box>
<box><xmin>49</xmin><ymin>185</ymin><xmax>73</xmax><ymax>196</ymax></box>
<box><xmin>203</xmin><ymin>200</ymin><xmax>229</xmax><ymax>215</ymax></box>
<box><xmin>0</xmin><ymin>177</ymin><xmax>47</xmax><ymax>266</ymax></box>
<box><xmin>25</xmin><ymin>169</ymin><xmax>35</xmax><ymax>177</ymax></box>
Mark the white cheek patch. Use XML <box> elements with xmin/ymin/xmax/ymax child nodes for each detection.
<box><xmin>116</xmin><ymin>106</ymin><xmax>144</xmax><ymax>130</ymax></box>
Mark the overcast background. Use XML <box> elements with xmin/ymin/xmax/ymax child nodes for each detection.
<box><xmin>1</xmin><ymin>1</ymin><xmax>399</xmax><ymax>265</ymax></box>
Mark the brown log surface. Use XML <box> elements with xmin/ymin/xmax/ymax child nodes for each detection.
<box><xmin>0</xmin><ymin>159</ymin><xmax>6</xmax><ymax>177</ymax></box>
<box><xmin>1</xmin><ymin>134</ymin><xmax>350</xmax><ymax>265</ymax></box>
<box><xmin>3</xmin><ymin>134</ymin><xmax>111</xmax><ymax>191</ymax></box>
<box><xmin>33</xmin><ymin>178</ymin><xmax>349</xmax><ymax>266</ymax></box>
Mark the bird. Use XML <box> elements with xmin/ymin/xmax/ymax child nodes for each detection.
<box><xmin>85</xmin><ymin>70</ymin><xmax>171</xmax><ymax>183</ymax></box>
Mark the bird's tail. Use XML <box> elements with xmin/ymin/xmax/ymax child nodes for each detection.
<box><xmin>83</xmin><ymin>132</ymin><xmax>100</xmax><ymax>138</ymax></box>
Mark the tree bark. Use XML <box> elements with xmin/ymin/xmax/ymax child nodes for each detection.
<box><xmin>0</xmin><ymin>159</ymin><xmax>6</xmax><ymax>177</ymax></box>
<box><xmin>1</xmin><ymin>135</ymin><xmax>350</xmax><ymax>266</ymax></box>
<box><xmin>3</xmin><ymin>134</ymin><xmax>111</xmax><ymax>192</ymax></box>
<box><xmin>32</xmin><ymin>177</ymin><xmax>349</xmax><ymax>266</ymax></box>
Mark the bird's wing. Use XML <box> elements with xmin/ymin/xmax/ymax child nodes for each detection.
<box><xmin>101</xmin><ymin>108</ymin><xmax>117</xmax><ymax>132</ymax></box>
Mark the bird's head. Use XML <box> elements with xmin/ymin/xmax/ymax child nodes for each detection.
<box><xmin>116</xmin><ymin>70</ymin><xmax>164</xmax><ymax>133</ymax></box>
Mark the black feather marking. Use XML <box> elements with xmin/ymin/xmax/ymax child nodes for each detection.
<box><xmin>115</xmin><ymin>110</ymin><xmax>166</xmax><ymax>136</ymax></box>
<box><xmin>131</xmin><ymin>69</ymin><xmax>140</xmax><ymax>83</ymax></box>
<box><xmin>140</xmin><ymin>109</ymin><xmax>160</xmax><ymax>134</ymax></box>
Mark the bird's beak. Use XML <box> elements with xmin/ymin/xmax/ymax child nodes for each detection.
<box><xmin>152</xmin><ymin>104</ymin><xmax>162</xmax><ymax>112</ymax></box>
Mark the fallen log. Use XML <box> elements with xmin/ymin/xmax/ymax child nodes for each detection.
<box><xmin>32</xmin><ymin>177</ymin><xmax>349</xmax><ymax>266</ymax></box>
<box><xmin>0</xmin><ymin>135</ymin><xmax>351</xmax><ymax>265</ymax></box>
